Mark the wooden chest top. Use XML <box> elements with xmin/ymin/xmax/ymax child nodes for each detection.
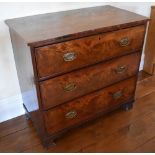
<box><xmin>5</xmin><ymin>5</ymin><xmax>148</xmax><ymax>47</ymax></box>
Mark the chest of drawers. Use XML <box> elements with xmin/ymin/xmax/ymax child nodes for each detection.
<box><xmin>5</xmin><ymin>5</ymin><xmax>148</xmax><ymax>146</ymax></box>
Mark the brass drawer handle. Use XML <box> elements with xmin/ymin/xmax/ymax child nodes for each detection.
<box><xmin>115</xmin><ymin>65</ymin><xmax>128</xmax><ymax>74</ymax></box>
<box><xmin>63</xmin><ymin>52</ymin><xmax>77</xmax><ymax>61</ymax></box>
<box><xmin>64</xmin><ymin>83</ymin><xmax>76</xmax><ymax>92</ymax></box>
<box><xmin>65</xmin><ymin>110</ymin><xmax>77</xmax><ymax>119</ymax></box>
<box><xmin>112</xmin><ymin>90</ymin><xmax>123</xmax><ymax>99</ymax></box>
<box><xmin>119</xmin><ymin>38</ymin><xmax>130</xmax><ymax>47</ymax></box>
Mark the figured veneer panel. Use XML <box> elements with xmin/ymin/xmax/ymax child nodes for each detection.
<box><xmin>5</xmin><ymin>5</ymin><xmax>148</xmax><ymax>146</ymax></box>
<box><xmin>44</xmin><ymin>77</ymin><xmax>136</xmax><ymax>135</ymax></box>
<box><xmin>40</xmin><ymin>52</ymin><xmax>141</xmax><ymax>110</ymax></box>
<box><xmin>35</xmin><ymin>25</ymin><xmax>145</xmax><ymax>79</ymax></box>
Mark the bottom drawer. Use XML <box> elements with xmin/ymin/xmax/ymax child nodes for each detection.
<box><xmin>44</xmin><ymin>77</ymin><xmax>137</xmax><ymax>135</ymax></box>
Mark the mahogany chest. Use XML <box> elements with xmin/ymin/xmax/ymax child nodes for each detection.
<box><xmin>5</xmin><ymin>5</ymin><xmax>148</xmax><ymax>146</ymax></box>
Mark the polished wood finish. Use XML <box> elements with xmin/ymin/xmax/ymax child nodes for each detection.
<box><xmin>138</xmin><ymin>70</ymin><xmax>151</xmax><ymax>81</ymax></box>
<box><xmin>40</xmin><ymin>53</ymin><xmax>141</xmax><ymax>109</ymax></box>
<box><xmin>0</xmin><ymin>74</ymin><xmax>155</xmax><ymax>152</ymax></box>
<box><xmin>143</xmin><ymin>6</ymin><xmax>155</xmax><ymax>75</ymax></box>
<box><xmin>44</xmin><ymin>77</ymin><xmax>136</xmax><ymax>135</ymax></box>
<box><xmin>5</xmin><ymin>5</ymin><xmax>148</xmax><ymax>47</ymax></box>
<box><xmin>0</xmin><ymin>115</ymin><xmax>31</xmax><ymax>138</ymax></box>
<box><xmin>136</xmin><ymin>73</ymin><xmax>155</xmax><ymax>99</ymax></box>
<box><xmin>35</xmin><ymin>26</ymin><xmax>145</xmax><ymax>79</ymax></box>
<box><xmin>5</xmin><ymin>5</ymin><xmax>148</xmax><ymax>146</ymax></box>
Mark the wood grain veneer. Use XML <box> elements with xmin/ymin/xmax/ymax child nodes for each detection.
<box><xmin>44</xmin><ymin>77</ymin><xmax>137</xmax><ymax>135</ymax></box>
<box><xmin>35</xmin><ymin>25</ymin><xmax>145</xmax><ymax>79</ymax></box>
<box><xmin>40</xmin><ymin>52</ymin><xmax>141</xmax><ymax>109</ymax></box>
<box><xmin>5</xmin><ymin>5</ymin><xmax>148</xmax><ymax>146</ymax></box>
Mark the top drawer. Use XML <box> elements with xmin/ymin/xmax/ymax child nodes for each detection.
<box><xmin>35</xmin><ymin>25</ymin><xmax>145</xmax><ymax>79</ymax></box>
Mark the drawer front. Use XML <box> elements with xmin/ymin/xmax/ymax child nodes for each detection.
<box><xmin>44</xmin><ymin>77</ymin><xmax>136</xmax><ymax>135</ymax></box>
<box><xmin>35</xmin><ymin>25</ymin><xmax>145</xmax><ymax>79</ymax></box>
<box><xmin>40</xmin><ymin>52</ymin><xmax>141</xmax><ymax>109</ymax></box>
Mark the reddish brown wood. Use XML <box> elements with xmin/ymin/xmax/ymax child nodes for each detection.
<box><xmin>81</xmin><ymin>115</ymin><xmax>155</xmax><ymax>153</ymax></box>
<box><xmin>134</xmin><ymin>137</ymin><xmax>155</xmax><ymax>152</ymax></box>
<box><xmin>35</xmin><ymin>25</ymin><xmax>145</xmax><ymax>79</ymax></box>
<box><xmin>143</xmin><ymin>6</ymin><xmax>155</xmax><ymax>75</ymax></box>
<box><xmin>1</xmin><ymin>74</ymin><xmax>155</xmax><ymax>152</ymax></box>
<box><xmin>136</xmin><ymin>75</ymin><xmax>155</xmax><ymax>99</ymax></box>
<box><xmin>134</xmin><ymin>112</ymin><xmax>155</xmax><ymax>152</ymax></box>
<box><xmin>0</xmin><ymin>116</ymin><xmax>32</xmax><ymax>139</ymax></box>
<box><xmin>40</xmin><ymin>52</ymin><xmax>141</xmax><ymax>109</ymax></box>
<box><xmin>5</xmin><ymin>6</ymin><xmax>148</xmax><ymax>47</ymax></box>
<box><xmin>9</xmin><ymin>29</ymin><xmax>51</xmax><ymax>146</ymax></box>
<box><xmin>44</xmin><ymin>77</ymin><xmax>136</xmax><ymax>135</ymax></box>
<box><xmin>138</xmin><ymin>70</ymin><xmax>151</xmax><ymax>81</ymax></box>
<box><xmin>5</xmin><ymin>5</ymin><xmax>148</xmax><ymax>147</ymax></box>
<box><xmin>0</xmin><ymin>127</ymin><xmax>41</xmax><ymax>153</ymax></box>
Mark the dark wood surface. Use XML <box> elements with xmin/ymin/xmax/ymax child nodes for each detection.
<box><xmin>35</xmin><ymin>25</ymin><xmax>145</xmax><ymax>79</ymax></box>
<box><xmin>40</xmin><ymin>52</ymin><xmax>141</xmax><ymax>109</ymax></box>
<box><xmin>0</xmin><ymin>74</ymin><xmax>155</xmax><ymax>152</ymax></box>
<box><xmin>44</xmin><ymin>77</ymin><xmax>136</xmax><ymax>135</ymax></box>
<box><xmin>5</xmin><ymin>5</ymin><xmax>148</xmax><ymax>47</ymax></box>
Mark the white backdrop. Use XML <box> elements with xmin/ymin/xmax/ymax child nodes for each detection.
<box><xmin>0</xmin><ymin>2</ymin><xmax>154</xmax><ymax>122</ymax></box>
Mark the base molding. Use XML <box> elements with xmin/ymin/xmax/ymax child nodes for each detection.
<box><xmin>0</xmin><ymin>94</ymin><xmax>25</xmax><ymax>123</ymax></box>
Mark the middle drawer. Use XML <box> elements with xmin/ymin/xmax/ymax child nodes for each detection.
<box><xmin>39</xmin><ymin>52</ymin><xmax>141</xmax><ymax>110</ymax></box>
